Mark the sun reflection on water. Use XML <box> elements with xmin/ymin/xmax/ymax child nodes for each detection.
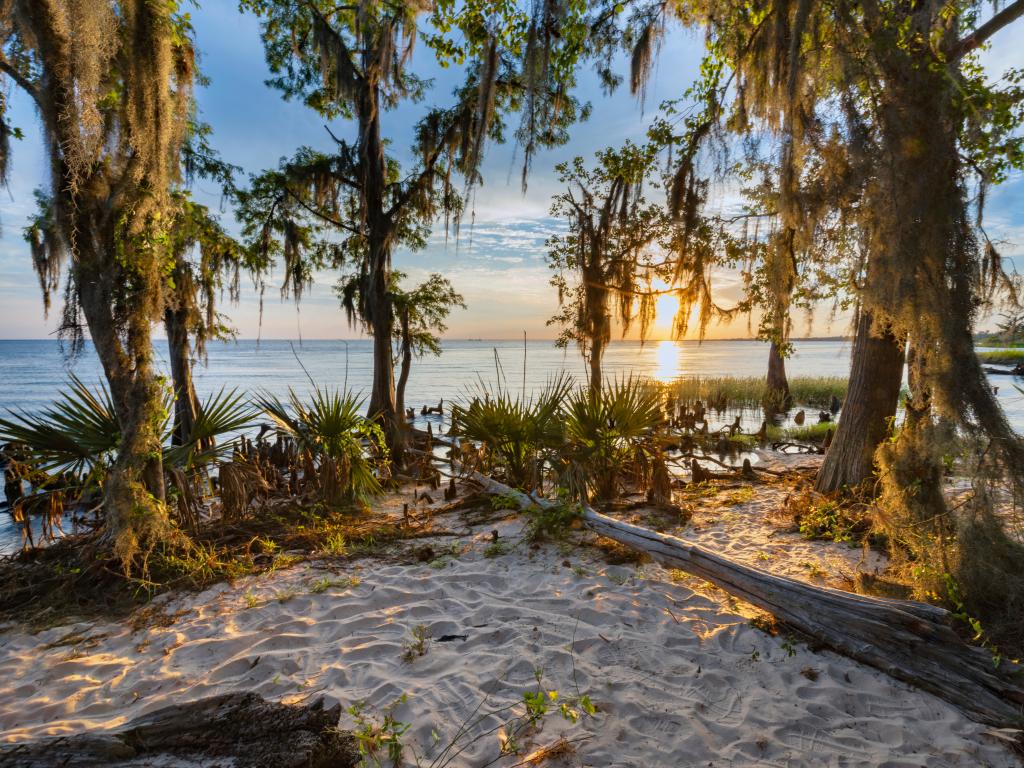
<box><xmin>653</xmin><ymin>340</ymin><xmax>681</xmax><ymax>383</ymax></box>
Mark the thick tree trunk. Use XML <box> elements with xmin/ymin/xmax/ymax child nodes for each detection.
<box><xmin>165</xmin><ymin>307</ymin><xmax>200</xmax><ymax>447</ymax></box>
<box><xmin>766</xmin><ymin>340</ymin><xmax>790</xmax><ymax>408</ymax></box>
<box><xmin>464</xmin><ymin>468</ymin><xmax>1024</xmax><ymax>729</ymax></box>
<box><xmin>0</xmin><ymin>693</ymin><xmax>357</xmax><ymax>768</ymax></box>
<box><xmin>815</xmin><ymin>311</ymin><xmax>905</xmax><ymax>493</ymax></box>
<box><xmin>76</xmin><ymin>254</ymin><xmax>169</xmax><ymax>553</ymax></box>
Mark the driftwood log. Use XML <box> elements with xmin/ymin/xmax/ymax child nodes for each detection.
<box><xmin>0</xmin><ymin>692</ymin><xmax>358</xmax><ymax>768</ymax></box>
<box><xmin>464</xmin><ymin>468</ymin><xmax>1024</xmax><ymax>730</ymax></box>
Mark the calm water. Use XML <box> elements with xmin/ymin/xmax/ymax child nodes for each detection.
<box><xmin>2</xmin><ymin>338</ymin><xmax>1022</xmax><ymax>552</ymax></box>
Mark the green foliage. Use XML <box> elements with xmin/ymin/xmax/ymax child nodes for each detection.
<box><xmin>450</xmin><ymin>374</ymin><xmax>572</xmax><ymax>488</ymax></box>
<box><xmin>0</xmin><ymin>377</ymin><xmax>255</xmax><ymax>495</ymax></box>
<box><xmin>559</xmin><ymin>376</ymin><xmax>663</xmax><ymax>500</ymax></box>
<box><xmin>0</xmin><ymin>374</ymin><xmax>120</xmax><ymax>482</ymax></box>
<box><xmin>670</xmin><ymin>375</ymin><xmax>846</xmax><ymax>411</ymax></box>
<box><xmin>256</xmin><ymin>387</ymin><xmax>387</xmax><ymax>503</ymax></box>
<box><xmin>796</xmin><ymin>499</ymin><xmax>866</xmax><ymax>545</ymax></box>
<box><xmin>348</xmin><ymin>697</ymin><xmax>411</xmax><ymax>768</ymax></box>
<box><xmin>524</xmin><ymin>498</ymin><xmax>583</xmax><ymax>543</ymax></box>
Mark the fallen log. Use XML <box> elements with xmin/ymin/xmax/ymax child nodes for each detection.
<box><xmin>0</xmin><ymin>692</ymin><xmax>358</xmax><ymax>768</ymax></box>
<box><xmin>464</xmin><ymin>468</ymin><xmax>1024</xmax><ymax>730</ymax></box>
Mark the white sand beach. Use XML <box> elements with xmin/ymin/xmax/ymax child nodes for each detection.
<box><xmin>0</xmin><ymin>473</ymin><xmax>1019</xmax><ymax>768</ymax></box>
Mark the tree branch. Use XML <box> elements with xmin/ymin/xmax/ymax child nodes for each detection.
<box><xmin>284</xmin><ymin>186</ymin><xmax>363</xmax><ymax>236</ymax></box>
<box><xmin>948</xmin><ymin>0</ymin><xmax>1024</xmax><ymax>61</ymax></box>
<box><xmin>0</xmin><ymin>54</ymin><xmax>40</xmax><ymax>105</ymax></box>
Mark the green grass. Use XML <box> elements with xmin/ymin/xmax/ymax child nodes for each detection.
<box><xmin>667</xmin><ymin>376</ymin><xmax>846</xmax><ymax>410</ymax></box>
<box><xmin>767</xmin><ymin>421</ymin><xmax>835</xmax><ymax>442</ymax></box>
<box><xmin>977</xmin><ymin>349</ymin><xmax>1024</xmax><ymax>366</ymax></box>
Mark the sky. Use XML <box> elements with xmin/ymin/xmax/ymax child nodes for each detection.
<box><xmin>1</xmin><ymin>6</ymin><xmax>1022</xmax><ymax>342</ymax></box>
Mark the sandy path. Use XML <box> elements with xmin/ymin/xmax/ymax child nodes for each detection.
<box><xmin>0</xmin><ymin>503</ymin><xmax>1017</xmax><ymax>767</ymax></box>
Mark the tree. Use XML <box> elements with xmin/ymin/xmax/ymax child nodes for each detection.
<box><xmin>645</xmin><ymin>0</ymin><xmax>1024</xmax><ymax>627</ymax></box>
<box><xmin>547</xmin><ymin>141</ymin><xmax>735</xmax><ymax>392</ymax></box>
<box><xmin>237</xmin><ymin>0</ymin><xmax>588</xmax><ymax>462</ymax></box>
<box><xmin>163</xmin><ymin>197</ymin><xmax>249</xmax><ymax>447</ymax></box>
<box><xmin>1</xmin><ymin>0</ymin><xmax>197</xmax><ymax>568</ymax></box>
<box><xmin>335</xmin><ymin>269</ymin><xmax>465</xmax><ymax>418</ymax></box>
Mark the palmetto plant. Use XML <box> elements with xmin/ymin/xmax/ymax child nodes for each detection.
<box><xmin>450</xmin><ymin>374</ymin><xmax>573</xmax><ymax>490</ymax></box>
<box><xmin>0</xmin><ymin>376</ymin><xmax>255</xmax><ymax>495</ymax></box>
<box><xmin>560</xmin><ymin>377</ymin><xmax>664</xmax><ymax>501</ymax></box>
<box><xmin>255</xmin><ymin>387</ymin><xmax>387</xmax><ymax>504</ymax></box>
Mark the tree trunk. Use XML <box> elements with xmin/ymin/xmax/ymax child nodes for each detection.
<box><xmin>584</xmin><ymin>260</ymin><xmax>609</xmax><ymax>395</ymax></box>
<box><xmin>165</xmin><ymin>307</ymin><xmax>200</xmax><ymax>447</ymax></box>
<box><xmin>815</xmin><ymin>311</ymin><xmax>905</xmax><ymax>493</ymax></box>
<box><xmin>396</xmin><ymin>308</ymin><xmax>412</xmax><ymax>422</ymax></box>
<box><xmin>358</xmin><ymin>79</ymin><xmax>402</xmax><ymax>466</ymax></box>
<box><xmin>76</xmin><ymin>251</ymin><xmax>170</xmax><ymax>557</ymax></box>
<box><xmin>0</xmin><ymin>693</ymin><xmax>357</xmax><ymax>768</ymax></box>
<box><xmin>766</xmin><ymin>340</ymin><xmax>790</xmax><ymax>408</ymax></box>
<box><xmin>464</xmin><ymin>467</ymin><xmax>1024</xmax><ymax>730</ymax></box>
<box><xmin>589</xmin><ymin>333</ymin><xmax>605</xmax><ymax>394</ymax></box>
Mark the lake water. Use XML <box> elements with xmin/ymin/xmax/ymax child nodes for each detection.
<box><xmin>2</xmin><ymin>338</ymin><xmax>1022</xmax><ymax>553</ymax></box>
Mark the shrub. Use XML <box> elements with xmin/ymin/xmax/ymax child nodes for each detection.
<box><xmin>450</xmin><ymin>374</ymin><xmax>571</xmax><ymax>489</ymax></box>
<box><xmin>256</xmin><ymin>387</ymin><xmax>387</xmax><ymax>504</ymax></box>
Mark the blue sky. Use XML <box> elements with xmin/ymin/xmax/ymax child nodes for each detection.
<box><xmin>1</xmin><ymin>6</ymin><xmax>1021</xmax><ymax>341</ymax></box>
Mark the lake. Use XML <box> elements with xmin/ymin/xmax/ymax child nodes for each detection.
<box><xmin>1</xmin><ymin>337</ymin><xmax>1021</xmax><ymax>553</ymax></box>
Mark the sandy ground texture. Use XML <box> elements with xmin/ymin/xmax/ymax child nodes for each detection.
<box><xmin>0</xmin><ymin>470</ymin><xmax>1020</xmax><ymax>767</ymax></box>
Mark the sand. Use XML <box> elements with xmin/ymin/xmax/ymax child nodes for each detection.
<box><xmin>0</xmin><ymin>477</ymin><xmax>1019</xmax><ymax>767</ymax></box>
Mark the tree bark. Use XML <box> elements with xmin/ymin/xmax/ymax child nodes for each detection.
<box><xmin>584</xmin><ymin>259</ymin><xmax>609</xmax><ymax>395</ymax></box>
<box><xmin>815</xmin><ymin>311</ymin><xmax>905</xmax><ymax>493</ymax></box>
<box><xmin>589</xmin><ymin>333</ymin><xmax>605</xmax><ymax>394</ymax></box>
<box><xmin>0</xmin><ymin>693</ymin><xmax>357</xmax><ymax>768</ymax></box>
<box><xmin>165</xmin><ymin>307</ymin><xmax>200</xmax><ymax>447</ymax></box>
<box><xmin>76</xmin><ymin>249</ymin><xmax>168</xmax><ymax>547</ymax></box>
<box><xmin>396</xmin><ymin>307</ymin><xmax>412</xmax><ymax>421</ymax></box>
<box><xmin>766</xmin><ymin>340</ymin><xmax>790</xmax><ymax>407</ymax></box>
<box><xmin>358</xmin><ymin>69</ymin><xmax>403</xmax><ymax>465</ymax></box>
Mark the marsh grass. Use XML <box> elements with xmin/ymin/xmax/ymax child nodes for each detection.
<box><xmin>668</xmin><ymin>376</ymin><xmax>846</xmax><ymax>411</ymax></box>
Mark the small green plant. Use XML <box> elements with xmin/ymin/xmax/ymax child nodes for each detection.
<box><xmin>276</xmin><ymin>588</ymin><xmax>297</xmax><ymax>603</ymax></box>
<box><xmin>402</xmin><ymin>623</ymin><xmax>431</xmax><ymax>663</ymax></box>
<box><xmin>801</xmin><ymin>561</ymin><xmax>828</xmax><ymax>579</ymax></box>
<box><xmin>524</xmin><ymin>499</ymin><xmax>582</xmax><ymax>542</ymax></box>
<box><xmin>781</xmin><ymin>636</ymin><xmax>797</xmax><ymax>658</ymax></box>
<box><xmin>348</xmin><ymin>697</ymin><xmax>411</xmax><ymax>767</ymax></box>
<box><xmin>322</xmin><ymin>530</ymin><xmax>348</xmax><ymax>556</ymax></box>
<box><xmin>723</xmin><ymin>486</ymin><xmax>755</xmax><ymax>505</ymax></box>
<box><xmin>309</xmin><ymin>577</ymin><xmax>333</xmax><ymax>594</ymax></box>
<box><xmin>483</xmin><ymin>539</ymin><xmax>509</xmax><ymax>558</ymax></box>
<box><xmin>797</xmin><ymin>499</ymin><xmax>865</xmax><ymax>544</ymax></box>
<box><xmin>243</xmin><ymin>590</ymin><xmax>260</xmax><ymax>609</ymax></box>
<box><xmin>491</xmin><ymin>493</ymin><xmax>522</xmax><ymax>511</ymax></box>
<box><xmin>428</xmin><ymin>541</ymin><xmax>462</xmax><ymax>569</ymax></box>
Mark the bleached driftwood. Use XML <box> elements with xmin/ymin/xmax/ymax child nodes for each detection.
<box><xmin>465</xmin><ymin>468</ymin><xmax>1024</xmax><ymax>730</ymax></box>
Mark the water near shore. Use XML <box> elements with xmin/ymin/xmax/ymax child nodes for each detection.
<box><xmin>0</xmin><ymin>337</ymin><xmax>856</xmax><ymax>414</ymax></box>
<box><xmin>1</xmin><ymin>337</ymin><xmax>1022</xmax><ymax>553</ymax></box>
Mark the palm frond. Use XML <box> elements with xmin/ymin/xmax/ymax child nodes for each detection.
<box><xmin>0</xmin><ymin>374</ymin><xmax>120</xmax><ymax>480</ymax></box>
<box><xmin>451</xmin><ymin>373</ymin><xmax>573</xmax><ymax>488</ymax></box>
<box><xmin>255</xmin><ymin>387</ymin><xmax>386</xmax><ymax>502</ymax></box>
<box><xmin>165</xmin><ymin>387</ymin><xmax>256</xmax><ymax>469</ymax></box>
